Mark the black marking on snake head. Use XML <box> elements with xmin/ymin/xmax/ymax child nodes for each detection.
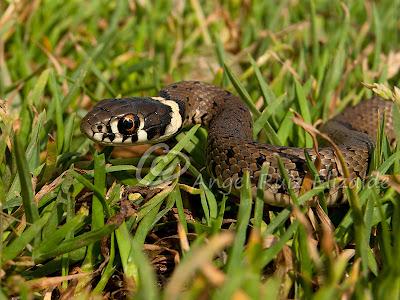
<box><xmin>131</xmin><ymin>134</ymin><xmax>138</xmax><ymax>143</ymax></box>
<box><xmin>175</xmin><ymin>99</ymin><xmax>186</xmax><ymax>118</ymax></box>
<box><xmin>106</xmin><ymin>123</ymin><xmax>113</xmax><ymax>133</ymax></box>
<box><xmin>107</xmin><ymin>133</ymin><xmax>115</xmax><ymax>142</ymax></box>
<box><xmin>159</xmin><ymin>123</ymin><xmax>168</xmax><ymax>136</ymax></box>
<box><xmin>146</xmin><ymin>126</ymin><xmax>159</xmax><ymax>140</ymax></box>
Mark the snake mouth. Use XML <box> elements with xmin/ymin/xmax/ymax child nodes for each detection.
<box><xmin>80</xmin><ymin>113</ymin><xmax>115</xmax><ymax>144</ymax></box>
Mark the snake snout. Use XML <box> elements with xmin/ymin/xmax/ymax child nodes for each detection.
<box><xmin>80</xmin><ymin>111</ymin><xmax>108</xmax><ymax>142</ymax></box>
<box><xmin>80</xmin><ymin>115</ymin><xmax>93</xmax><ymax>138</ymax></box>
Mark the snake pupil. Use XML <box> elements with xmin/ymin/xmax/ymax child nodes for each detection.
<box><xmin>117</xmin><ymin>114</ymin><xmax>137</xmax><ymax>135</ymax></box>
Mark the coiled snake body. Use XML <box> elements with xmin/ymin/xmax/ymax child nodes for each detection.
<box><xmin>81</xmin><ymin>81</ymin><xmax>395</xmax><ymax>206</ymax></box>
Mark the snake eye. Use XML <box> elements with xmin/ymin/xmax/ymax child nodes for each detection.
<box><xmin>117</xmin><ymin>114</ymin><xmax>138</xmax><ymax>135</ymax></box>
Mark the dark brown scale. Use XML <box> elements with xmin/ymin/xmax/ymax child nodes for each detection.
<box><xmin>160</xmin><ymin>81</ymin><xmax>395</xmax><ymax>206</ymax></box>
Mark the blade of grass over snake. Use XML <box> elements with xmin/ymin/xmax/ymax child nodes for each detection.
<box><xmin>135</xmin><ymin>184</ymin><xmax>175</xmax><ymax>222</ymax></box>
<box><xmin>226</xmin><ymin>171</ymin><xmax>252</xmax><ymax>274</ymax></box>
<box><xmin>223</xmin><ymin>63</ymin><xmax>260</xmax><ymax>117</ymax></box>
<box><xmin>264</xmin><ymin>180</ymin><xmax>338</xmax><ymax>236</ymax></box>
<box><xmin>304</xmin><ymin>150</ymin><xmax>327</xmax><ymax>211</ymax></box>
<box><xmin>223</xmin><ymin>63</ymin><xmax>283</xmax><ymax>145</ymax></box>
<box><xmin>253</xmin><ymin>164</ymin><xmax>269</xmax><ymax>230</ymax></box>
<box><xmin>276</xmin><ymin>156</ymin><xmax>299</xmax><ymax>206</ymax></box>
<box><xmin>253</xmin><ymin>93</ymin><xmax>288</xmax><ymax>137</ymax></box>
<box><xmin>172</xmin><ymin>186</ymin><xmax>188</xmax><ymax>233</ymax></box>
<box><xmin>139</xmin><ymin>125</ymin><xmax>200</xmax><ymax>185</ymax></box>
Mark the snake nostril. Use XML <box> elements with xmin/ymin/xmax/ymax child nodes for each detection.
<box><xmin>91</xmin><ymin>123</ymin><xmax>106</xmax><ymax>133</ymax></box>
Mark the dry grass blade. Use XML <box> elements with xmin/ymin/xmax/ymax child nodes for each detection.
<box><xmin>164</xmin><ymin>232</ymin><xmax>234</xmax><ymax>299</ymax></box>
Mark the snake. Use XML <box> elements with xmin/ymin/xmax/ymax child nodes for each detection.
<box><xmin>80</xmin><ymin>81</ymin><xmax>395</xmax><ymax>206</ymax></box>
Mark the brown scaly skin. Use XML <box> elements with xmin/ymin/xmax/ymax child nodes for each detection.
<box><xmin>159</xmin><ymin>81</ymin><xmax>394</xmax><ymax>206</ymax></box>
<box><xmin>81</xmin><ymin>81</ymin><xmax>395</xmax><ymax>206</ymax></box>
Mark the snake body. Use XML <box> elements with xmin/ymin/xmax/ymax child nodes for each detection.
<box><xmin>80</xmin><ymin>81</ymin><xmax>395</xmax><ymax>206</ymax></box>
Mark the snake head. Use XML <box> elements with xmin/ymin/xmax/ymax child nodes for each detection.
<box><xmin>80</xmin><ymin>97</ymin><xmax>184</xmax><ymax>145</ymax></box>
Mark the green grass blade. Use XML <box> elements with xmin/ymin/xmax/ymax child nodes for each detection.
<box><xmin>1</xmin><ymin>203</ymin><xmax>54</xmax><ymax>265</ymax></box>
<box><xmin>226</xmin><ymin>171</ymin><xmax>252</xmax><ymax>274</ymax></box>
<box><xmin>14</xmin><ymin>136</ymin><xmax>39</xmax><ymax>223</ymax></box>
